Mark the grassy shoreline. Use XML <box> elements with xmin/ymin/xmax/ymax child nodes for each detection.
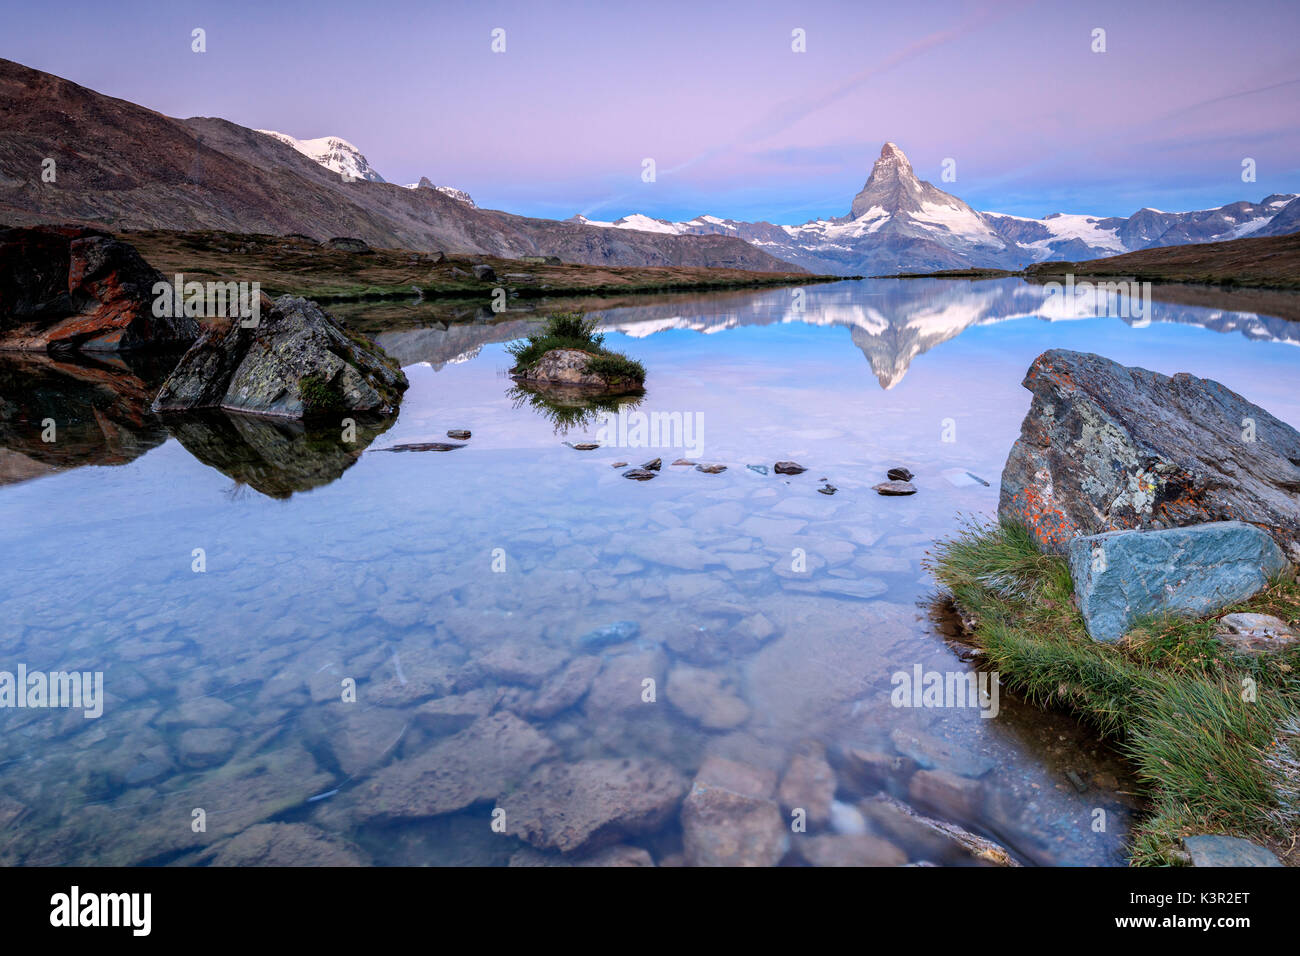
<box><xmin>881</xmin><ymin>232</ymin><xmax>1300</xmax><ymax>293</ymax></box>
<box><xmin>929</xmin><ymin>520</ymin><xmax>1300</xmax><ymax>866</ymax></box>
<box><xmin>117</xmin><ymin>228</ymin><xmax>853</xmax><ymax>303</ymax></box>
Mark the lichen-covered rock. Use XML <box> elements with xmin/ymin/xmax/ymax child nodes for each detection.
<box><xmin>999</xmin><ymin>349</ymin><xmax>1300</xmax><ymax>563</ymax></box>
<box><xmin>1068</xmin><ymin>521</ymin><xmax>1292</xmax><ymax>642</ymax></box>
<box><xmin>0</xmin><ymin>225</ymin><xmax>199</xmax><ymax>352</ymax></box>
<box><xmin>152</xmin><ymin>295</ymin><xmax>406</xmax><ymax>419</ymax></box>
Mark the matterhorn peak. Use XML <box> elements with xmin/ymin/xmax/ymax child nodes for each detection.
<box><xmin>879</xmin><ymin>142</ymin><xmax>910</xmax><ymax>164</ymax></box>
<box><xmin>849</xmin><ymin>142</ymin><xmax>929</xmax><ymax>219</ymax></box>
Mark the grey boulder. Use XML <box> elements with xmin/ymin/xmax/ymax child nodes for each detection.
<box><xmin>1183</xmin><ymin>834</ymin><xmax>1283</xmax><ymax>867</ymax></box>
<box><xmin>1068</xmin><ymin>521</ymin><xmax>1292</xmax><ymax>642</ymax></box>
<box><xmin>152</xmin><ymin>295</ymin><xmax>407</xmax><ymax>419</ymax></box>
<box><xmin>1000</xmin><ymin>349</ymin><xmax>1300</xmax><ymax>563</ymax></box>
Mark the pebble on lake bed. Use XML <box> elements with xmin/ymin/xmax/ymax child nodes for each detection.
<box><xmin>671</xmin><ymin>459</ymin><xmax>695</xmax><ymax>466</ymax></box>
<box><xmin>747</xmin><ymin>464</ymin><xmax>769</xmax><ymax>475</ymax></box>
<box><xmin>447</xmin><ymin>429</ymin><xmax>471</xmax><ymax>440</ymax></box>
<box><xmin>874</xmin><ymin>480</ymin><xmax>916</xmax><ymax>496</ymax></box>
<box><xmin>774</xmin><ymin>461</ymin><xmax>806</xmax><ymax>475</ymax></box>
<box><xmin>695</xmin><ymin>464</ymin><xmax>727</xmax><ymax>474</ymax></box>
<box><xmin>887</xmin><ymin>467</ymin><xmax>914</xmax><ymax>481</ymax></box>
<box><xmin>623</xmin><ymin>468</ymin><xmax>656</xmax><ymax>481</ymax></box>
<box><xmin>642</xmin><ymin>458</ymin><xmax>662</xmax><ymax>471</ymax></box>
<box><xmin>818</xmin><ymin>484</ymin><xmax>837</xmax><ymax>495</ymax></box>
<box><xmin>567</xmin><ymin>442</ymin><xmax>600</xmax><ymax>451</ymax></box>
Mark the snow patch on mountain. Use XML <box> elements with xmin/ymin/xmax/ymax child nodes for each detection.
<box><xmin>257</xmin><ymin>130</ymin><xmax>386</xmax><ymax>183</ymax></box>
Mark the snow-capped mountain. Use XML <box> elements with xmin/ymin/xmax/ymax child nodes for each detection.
<box><xmin>256</xmin><ymin>130</ymin><xmax>387</xmax><ymax>183</ymax></box>
<box><xmin>402</xmin><ymin>176</ymin><xmax>476</xmax><ymax>207</ymax></box>
<box><xmin>574</xmin><ymin>142</ymin><xmax>1300</xmax><ymax>275</ymax></box>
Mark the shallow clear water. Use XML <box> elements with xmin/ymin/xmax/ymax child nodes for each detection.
<box><xmin>1</xmin><ymin>277</ymin><xmax>1296</xmax><ymax>866</ymax></box>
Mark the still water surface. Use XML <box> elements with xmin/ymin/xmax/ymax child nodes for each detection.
<box><xmin>1</xmin><ymin>277</ymin><xmax>1296</xmax><ymax>865</ymax></box>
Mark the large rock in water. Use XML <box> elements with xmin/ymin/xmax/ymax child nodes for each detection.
<box><xmin>0</xmin><ymin>225</ymin><xmax>199</xmax><ymax>352</ymax></box>
<box><xmin>1000</xmin><ymin>350</ymin><xmax>1300</xmax><ymax>563</ymax></box>
<box><xmin>1068</xmin><ymin>522</ymin><xmax>1292</xmax><ymax>642</ymax></box>
<box><xmin>152</xmin><ymin>295</ymin><xmax>406</xmax><ymax>418</ymax></box>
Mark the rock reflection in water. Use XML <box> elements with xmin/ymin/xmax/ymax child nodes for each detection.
<box><xmin>507</xmin><ymin>382</ymin><xmax>643</xmax><ymax>435</ymax></box>
<box><xmin>0</xmin><ymin>350</ymin><xmax>173</xmax><ymax>485</ymax></box>
<box><xmin>165</xmin><ymin>410</ymin><xmax>396</xmax><ymax>499</ymax></box>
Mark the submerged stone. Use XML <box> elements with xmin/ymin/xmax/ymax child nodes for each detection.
<box><xmin>1067</xmin><ymin>521</ymin><xmax>1291</xmax><ymax>642</ymax></box>
<box><xmin>681</xmin><ymin>782</ymin><xmax>788</xmax><ymax>867</ymax></box>
<box><xmin>501</xmin><ymin>758</ymin><xmax>687</xmax><ymax>854</ymax></box>
<box><xmin>887</xmin><ymin>467</ymin><xmax>914</xmax><ymax>481</ymax></box>
<box><xmin>774</xmin><ymin>461</ymin><xmax>806</xmax><ymax>475</ymax></box>
<box><xmin>376</xmin><ymin>442</ymin><xmax>464</xmax><ymax>452</ymax></box>
<box><xmin>578</xmin><ymin>620</ymin><xmax>640</xmax><ymax>648</ymax></box>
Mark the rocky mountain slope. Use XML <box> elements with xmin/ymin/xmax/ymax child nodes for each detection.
<box><xmin>0</xmin><ymin>59</ymin><xmax>799</xmax><ymax>273</ymax></box>
<box><xmin>578</xmin><ymin>143</ymin><xmax>1300</xmax><ymax>276</ymax></box>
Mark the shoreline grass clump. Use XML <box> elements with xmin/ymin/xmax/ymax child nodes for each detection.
<box><xmin>928</xmin><ymin>519</ymin><xmax>1300</xmax><ymax>865</ymax></box>
<box><xmin>506</xmin><ymin>312</ymin><xmax>645</xmax><ymax>387</ymax></box>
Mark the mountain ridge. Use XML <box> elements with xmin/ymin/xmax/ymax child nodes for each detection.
<box><xmin>0</xmin><ymin>58</ymin><xmax>800</xmax><ymax>273</ymax></box>
<box><xmin>577</xmin><ymin>143</ymin><xmax>1300</xmax><ymax>276</ymax></box>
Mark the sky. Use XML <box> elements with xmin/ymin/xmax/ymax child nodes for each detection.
<box><xmin>5</xmin><ymin>0</ymin><xmax>1299</xmax><ymax>223</ymax></box>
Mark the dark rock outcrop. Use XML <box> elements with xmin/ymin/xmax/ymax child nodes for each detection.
<box><xmin>0</xmin><ymin>225</ymin><xmax>198</xmax><ymax>352</ymax></box>
<box><xmin>1000</xmin><ymin>350</ymin><xmax>1300</xmax><ymax>563</ymax></box>
<box><xmin>152</xmin><ymin>295</ymin><xmax>407</xmax><ymax>419</ymax></box>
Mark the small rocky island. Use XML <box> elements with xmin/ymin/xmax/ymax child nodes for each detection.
<box><xmin>507</xmin><ymin>312</ymin><xmax>646</xmax><ymax>397</ymax></box>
